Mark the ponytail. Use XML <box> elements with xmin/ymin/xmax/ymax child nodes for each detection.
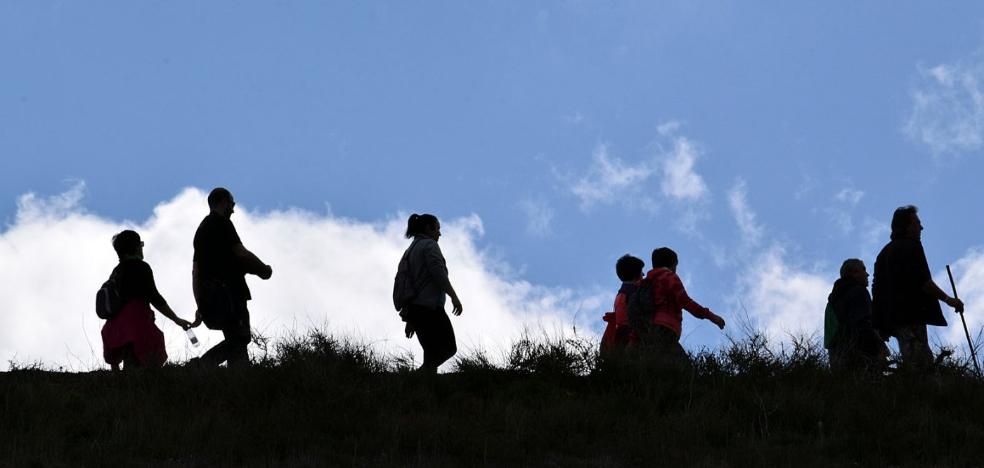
<box><xmin>405</xmin><ymin>213</ymin><xmax>439</xmax><ymax>239</ymax></box>
<box><xmin>405</xmin><ymin>214</ymin><xmax>420</xmax><ymax>239</ymax></box>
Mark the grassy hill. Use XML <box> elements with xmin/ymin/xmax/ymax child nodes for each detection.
<box><xmin>1</xmin><ymin>331</ymin><xmax>982</xmax><ymax>467</ymax></box>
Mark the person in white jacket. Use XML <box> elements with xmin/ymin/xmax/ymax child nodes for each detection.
<box><xmin>398</xmin><ymin>213</ymin><xmax>464</xmax><ymax>373</ymax></box>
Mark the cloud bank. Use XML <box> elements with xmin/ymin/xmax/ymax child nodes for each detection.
<box><xmin>0</xmin><ymin>185</ymin><xmax>604</xmax><ymax>370</ymax></box>
<box><xmin>724</xmin><ymin>181</ymin><xmax>831</xmax><ymax>340</ymax></box>
<box><xmin>733</xmin><ymin>246</ymin><xmax>831</xmax><ymax>341</ymax></box>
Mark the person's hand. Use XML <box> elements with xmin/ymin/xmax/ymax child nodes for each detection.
<box><xmin>451</xmin><ymin>297</ymin><xmax>463</xmax><ymax>316</ymax></box>
<box><xmin>191</xmin><ymin>310</ymin><xmax>203</xmax><ymax>328</ymax></box>
<box><xmin>404</xmin><ymin>323</ymin><xmax>415</xmax><ymax>339</ymax></box>
<box><xmin>258</xmin><ymin>264</ymin><xmax>273</xmax><ymax>280</ymax></box>
<box><xmin>709</xmin><ymin>313</ymin><xmax>726</xmax><ymax>330</ymax></box>
<box><xmin>946</xmin><ymin>297</ymin><xmax>965</xmax><ymax>313</ymax></box>
<box><xmin>174</xmin><ymin>318</ymin><xmax>193</xmax><ymax>330</ymax></box>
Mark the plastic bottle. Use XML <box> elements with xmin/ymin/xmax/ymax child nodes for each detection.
<box><xmin>186</xmin><ymin>329</ymin><xmax>200</xmax><ymax>347</ymax></box>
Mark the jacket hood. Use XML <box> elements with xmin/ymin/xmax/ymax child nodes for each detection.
<box><xmin>828</xmin><ymin>277</ymin><xmax>865</xmax><ymax>303</ymax></box>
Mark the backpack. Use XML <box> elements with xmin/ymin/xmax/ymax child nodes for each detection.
<box><xmin>95</xmin><ymin>271</ymin><xmax>123</xmax><ymax>320</ymax></box>
<box><xmin>392</xmin><ymin>239</ymin><xmax>424</xmax><ymax>312</ymax></box>
<box><xmin>626</xmin><ymin>277</ymin><xmax>658</xmax><ymax>337</ymax></box>
<box><xmin>600</xmin><ymin>312</ymin><xmax>617</xmax><ymax>355</ymax></box>
<box><xmin>823</xmin><ymin>301</ymin><xmax>839</xmax><ymax>349</ymax></box>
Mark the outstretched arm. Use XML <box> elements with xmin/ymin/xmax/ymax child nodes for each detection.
<box><xmin>143</xmin><ymin>264</ymin><xmax>191</xmax><ymax>329</ymax></box>
<box><xmin>152</xmin><ymin>299</ymin><xmax>192</xmax><ymax>330</ymax></box>
<box><xmin>671</xmin><ymin>276</ymin><xmax>725</xmax><ymax>329</ymax></box>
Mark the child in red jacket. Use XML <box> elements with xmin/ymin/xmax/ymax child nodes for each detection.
<box><xmin>642</xmin><ymin>247</ymin><xmax>725</xmax><ymax>356</ymax></box>
<box><xmin>601</xmin><ymin>254</ymin><xmax>645</xmax><ymax>354</ymax></box>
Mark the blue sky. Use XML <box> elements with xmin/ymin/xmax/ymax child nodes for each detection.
<box><xmin>4</xmin><ymin>2</ymin><xmax>984</xmax><ymax>363</ymax></box>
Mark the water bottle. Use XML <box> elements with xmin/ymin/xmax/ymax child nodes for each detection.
<box><xmin>186</xmin><ymin>329</ymin><xmax>200</xmax><ymax>347</ymax></box>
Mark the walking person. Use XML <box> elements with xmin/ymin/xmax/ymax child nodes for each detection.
<box><xmin>603</xmin><ymin>254</ymin><xmax>645</xmax><ymax>354</ymax></box>
<box><xmin>633</xmin><ymin>247</ymin><xmax>725</xmax><ymax>365</ymax></box>
<box><xmin>872</xmin><ymin>205</ymin><xmax>964</xmax><ymax>372</ymax></box>
<box><xmin>825</xmin><ymin>259</ymin><xmax>887</xmax><ymax>373</ymax></box>
<box><xmin>101</xmin><ymin>230</ymin><xmax>193</xmax><ymax>370</ymax></box>
<box><xmin>394</xmin><ymin>214</ymin><xmax>463</xmax><ymax>374</ymax></box>
<box><xmin>191</xmin><ymin>188</ymin><xmax>273</xmax><ymax>368</ymax></box>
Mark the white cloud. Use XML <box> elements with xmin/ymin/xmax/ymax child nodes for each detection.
<box><xmin>660</xmin><ymin>136</ymin><xmax>709</xmax><ymax>202</ymax></box>
<box><xmin>905</xmin><ymin>55</ymin><xmax>984</xmax><ymax>156</ymax></box>
<box><xmin>724</xmin><ymin>179</ymin><xmax>833</xmax><ymax>342</ymax></box>
<box><xmin>935</xmin><ymin>248</ymin><xmax>984</xmax><ymax>357</ymax></box>
<box><xmin>568</xmin><ymin>131</ymin><xmax>709</xmax><ymax>223</ymax></box>
<box><xmin>657</xmin><ymin>120</ymin><xmax>681</xmax><ymax>137</ymax></box>
<box><xmin>728</xmin><ymin>178</ymin><xmax>763</xmax><ymax>247</ymax></box>
<box><xmin>732</xmin><ymin>246</ymin><xmax>832</xmax><ymax>341</ymax></box>
<box><xmin>824</xmin><ymin>186</ymin><xmax>866</xmax><ymax>236</ymax></box>
<box><xmin>570</xmin><ymin>144</ymin><xmax>655</xmax><ymax>210</ymax></box>
<box><xmin>519</xmin><ymin>199</ymin><xmax>554</xmax><ymax>238</ymax></box>
<box><xmin>834</xmin><ymin>188</ymin><xmax>864</xmax><ymax>205</ymax></box>
<box><xmin>860</xmin><ymin>217</ymin><xmax>890</xmax><ymax>260</ymax></box>
<box><xmin>0</xmin><ymin>185</ymin><xmax>605</xmax><ymax>370</ymax></box>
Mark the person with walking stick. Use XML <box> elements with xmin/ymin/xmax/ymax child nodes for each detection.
<box><xmin>872</xmin><ymin>205</ymin><xmax>964</xmax><ymax>372</ymax></box>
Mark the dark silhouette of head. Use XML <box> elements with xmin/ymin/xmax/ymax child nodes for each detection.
<box><xmin>839</xmin><ymin>258</ymin><xmax>868</xmax><ymax>286</ymax></box>
<box><xmin>651</xmin><ymin>247</ymin><xmax>679</xmax><ymax>272</ymax></box>
<box><xmin>208</xmin><ymin>187</ymin><xmax>236</xmax><ymax>218</ymax></box>
<box><xmin>615</xmin><ymin>254</ymin><xmax>645</xmax><ymax>282</ymax></box>
<box><xmin>112</xmin><ymin>230</ymin><xmax>143</xmax><ymax>260</ymax></box>
<box><xmin>890</xmin><ymin>205</ymin><xmax>921</xmax><ymax>240</ymax></box>
<box><xmin>405</xmin><ymin>214</ymin><xmax>441</xmax><ymax>241</ymax></box>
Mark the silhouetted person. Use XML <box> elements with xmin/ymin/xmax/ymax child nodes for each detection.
<box><xmin>825</xmin><ymin>259</ymin><xmax>887</xmax><ymax>373</ymax></box>
<box><xmin>872</xmin><ymin>205</ymin><xmax>963</xmax><ymax>372</ymax></box>
<box><xmin>191</xmin><ymin>188</ymin><xmax>272</xmax><ymax>368</ymax></box>
<box><xmin>601</xmin><ymin>254</ymin><xmax>645</xmax><ymax>354</ymax></box>
<box><xmin>638</xmin><ymin>247</ymin><xmax>725</xmax><ymax>363</ymax></box>
<box><xmin>397</xmin><ymin>214</ymin><xmax>463</xmax><ymax>374</ymax></box>
<box><xmin>101</xmin><ymin>230</ymin><xmax>192</xmax><ymax>371</ymax></box>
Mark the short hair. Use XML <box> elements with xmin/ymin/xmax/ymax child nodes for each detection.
<box><xmin>651</xmin><ymin>247</ymin><xmax>679</xmax><ymax>269</ymax></box>
<box><xmin>405</xmin><ymin>213</ymin><xmax>440</xmax><ymax>239</ymax></box>
<box><xmin>615</xmin><ymin>255</ymin><xmax>645</xmax><ymax>281</ymax></box>
<box><xmin>208</xmin><ymin>187</ymin><xmax>233</xmax><ymax>209</ymax></box>
<box><xmin>890</xmin><ymin>205</ymin><xmax>918</xmax><ymax>240</ymax></box>
<box><xmin>112</xmin><ymin>230</ymin><xmax>141</xmax><ymax>258</ymax></box>
<box><xmin>839</xmin><ymin>258</ymin><xmax>865</xmax><ymax>279</ymax></box>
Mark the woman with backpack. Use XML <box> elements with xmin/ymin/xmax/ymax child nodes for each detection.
<box><xmin>101</xmin><ymin>230</ymin><xmax>192</xmax><ymax>370</ymax></box>
<box><xmin>395</xmin><ymin>214</ymin><xmax>464</xmax><ymax>374</ymax></box>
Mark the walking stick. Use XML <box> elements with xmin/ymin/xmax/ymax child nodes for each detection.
<box><xmin>946</xmin><ymin>265</ymin><xmax>982</xmax><ymax>377</ymax></box>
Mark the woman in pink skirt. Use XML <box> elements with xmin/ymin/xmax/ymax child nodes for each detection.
<box><xmin>101</xmin><ymin>230</ymin><xmax>192</xmax><ymax>370</ymax></box>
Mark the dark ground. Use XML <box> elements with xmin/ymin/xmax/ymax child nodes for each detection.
<box><xmin>2</xmin><ymin>331</ymin><xmax>982</xmax><ymax>467</ymax></box>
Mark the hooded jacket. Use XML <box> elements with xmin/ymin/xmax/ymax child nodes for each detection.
<box><xmin>827</xmin><ymin>277</ymin><xmax>881</xmax><ymax>354</ymax></box>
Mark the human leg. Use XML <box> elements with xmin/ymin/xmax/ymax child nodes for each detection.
<box><xmin>896</xmin><ymin>324</ymin><xmax>933</xmax><ymax>372</ymax></box>
<box><xmin>411</xmin><ymin>306</ymin><xmax>456</xmax><ymax>373</ymax></box>
<box><xmin>121</xmin><ymin>344</ymin><xmax>141</xmax><ymax>371</ymax></box>
<box><xmin>202</xmin><ymin>302</ymin><xmax>251</xmax><ymax>367</ymax></box>
<box><xmin>429</xmin><ymin>309</ymin><xmax>457</xmax><ymax>368</ymax></box>
<box><xmin>224</xmin><ymin>309</ymin><xmax>252</xmax><ymax>368</ymax></box>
